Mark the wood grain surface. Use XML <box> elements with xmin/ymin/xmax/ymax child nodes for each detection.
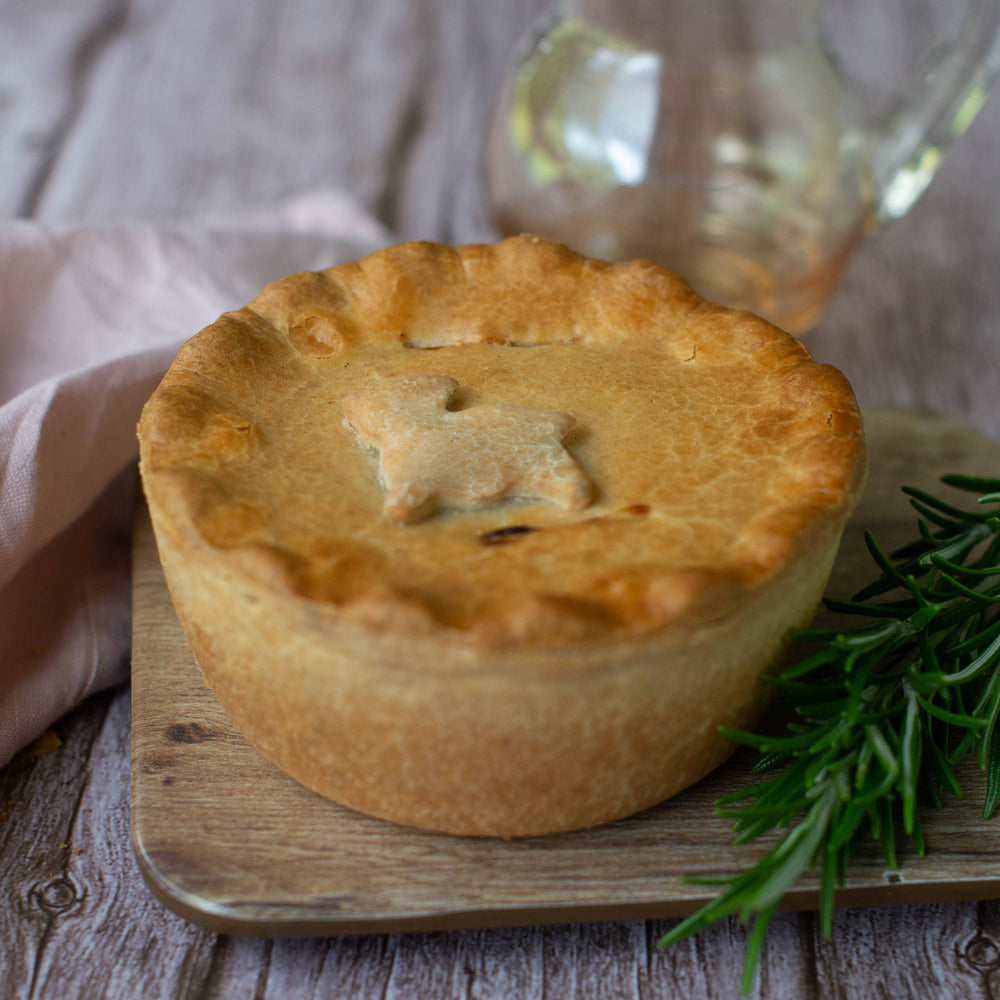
<box><xmin>129</xmin><ymin>411</ymin><xmax>1000</xmax><ymax>936</ymax></box>
<box><xmin>3</xmin><ymin>0</ymin><xmax>1000</xmax><ymax>997</ymax></box>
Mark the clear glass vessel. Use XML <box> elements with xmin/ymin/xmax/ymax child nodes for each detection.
<box><xmin>485</xmin><ymin>0</ymin><xmax>1000</xmax><ymax>333</ymax></box>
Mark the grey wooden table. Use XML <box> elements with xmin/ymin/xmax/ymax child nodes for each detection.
<box><xmin>3</xmin><ymin>1</ymin><xmax>1000</xmax><ymax>997</ymax></box>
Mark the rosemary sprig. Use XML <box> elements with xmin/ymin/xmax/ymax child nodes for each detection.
<box><xmin>660</xmin><ymin>473</ymin><xmax>1000</xmax><ymax>994</ymax></box>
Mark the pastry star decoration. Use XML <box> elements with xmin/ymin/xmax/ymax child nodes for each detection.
<box><xmin>343</xmin><ymin>374</ymin><xmax>593</xmax><ymax>524</ymax></box>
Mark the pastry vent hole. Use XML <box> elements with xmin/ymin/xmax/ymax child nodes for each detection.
<box><xmin>619</xmin><ymin>504</ymin><xmax>651</xmax><ymax>517</ymax></box>
<box><xmin>401</xmin><ymin>336</ymin><xmax>581</xmax><ymax>349</ymax></box>
<box><xmin>480</xmin><ymin>525</ymin><xmax>538</xmax><ymax>545</ymax></box>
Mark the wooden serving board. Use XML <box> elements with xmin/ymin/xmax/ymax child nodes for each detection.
<box><xmin>130</xmin><ymin>409</ymin><xmax>1000</xmax><ymax>936</ymax></box>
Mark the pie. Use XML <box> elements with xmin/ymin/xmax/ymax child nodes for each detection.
<box><xmin>137</xmin><ymin>235</ymin><xmax>867</xmax><ymax>837</ymax></box>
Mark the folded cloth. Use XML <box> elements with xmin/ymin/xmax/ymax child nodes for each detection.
<box><xmin>0</xmin><ymin>192</ymin><xmax>388</xmax><ymax>767</ymax></box>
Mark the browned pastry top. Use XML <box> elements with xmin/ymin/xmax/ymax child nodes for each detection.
<box><xmin>138</xmin><ymin>235</ymin><xmax>866</xmax><ymax>650</ymax></box>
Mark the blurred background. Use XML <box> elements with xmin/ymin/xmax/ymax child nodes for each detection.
<box><xmin>3</xmin><ymin>2</ymin><xmax>1000</xmax><ymax>997</ymax></box>
<box><xmin>6</xmin><ymin>0</ymin><xmax>998</xmax><ymax>430</ymax></box>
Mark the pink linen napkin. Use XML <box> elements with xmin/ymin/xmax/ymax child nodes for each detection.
<box><xmin>0</xmin><ymin>192</ymin><xmax>388</xmax><ymax>767</ymax></box>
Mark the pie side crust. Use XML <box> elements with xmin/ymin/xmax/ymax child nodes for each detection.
<box><xmin>138</xmin><ymin>234</ymin><xmax>867</xmax><ymax>836</ymax></box>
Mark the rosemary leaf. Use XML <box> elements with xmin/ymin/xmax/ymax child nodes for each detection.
<box><xmin>660</xmin><ymin>475</ymin><xmax>1000</xmax><ymax>994</ymax></box>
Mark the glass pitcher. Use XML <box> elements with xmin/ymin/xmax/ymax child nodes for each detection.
<box><xmin>484</xmin><ymin>0</ymin><xmax>1000</xmax><ymax>333</ymax></box>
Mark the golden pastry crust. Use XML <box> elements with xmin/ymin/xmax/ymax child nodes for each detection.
<box><xmin>138</xmin><ymin>235</ymin><xmax>867</xmax><ymax>836</ymax></box>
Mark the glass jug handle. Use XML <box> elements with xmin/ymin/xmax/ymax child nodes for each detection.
<box><xmin>864</xmin><ymin>0</ymin><xmax>1000</xmax><ymax>222</ymax></box>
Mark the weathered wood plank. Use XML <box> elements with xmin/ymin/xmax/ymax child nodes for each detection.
<box><xmin>0</xmin><ymin>688</ymin><xmax>118</xmax><ymax>999</ymax></box>
<box><xmin>3</xmin><ymin>0</ymin><xmax>1000</xmax><ymax>997</ymax></box>
<box><xmin>816</xmin><ymin>903</ymin><xmax>988</xmax><ymax>999</ymax></box>
<box><xmin>27</xmin><ymin>0</ymin><xmax>548</xmax><ymax>237</ymax></box>
<box><xmin>3</xmin><ymin>690</ymin><xmax>1000</xmax><ymax>1000</ymax></box>
<box><xmin>25</xmin><ymin>0</ymin><xmax>421</xmax><ymax>222</ymax></box>
<box><xmin>0</xmin><ymin>0</ymin><xmax>127</xmax><ymax>218</ymax></box>
<box><xmin>967</xmin><ymin>902</ymin><xmax>1000</xmax><ymax>995</ymax></box>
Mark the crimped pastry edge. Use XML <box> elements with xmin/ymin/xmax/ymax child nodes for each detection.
<box><xmin>138</xmin><ymin>235</ymin><xmax>867</xmax><ymax>653</ymax></box>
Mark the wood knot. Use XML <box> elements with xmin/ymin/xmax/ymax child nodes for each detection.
<box><xmin>32</xmin><ymin>876</ymin><xmax>84</xmax><ymax>916</ymax></box>
<box><xmin>960</xmin><ymin>934</ymin><xmax>1000</xmax><ymax>971</ymax></box>
<box><xmin>165</xmin><ymin>722</ymin><xmax>216</xmax><ymax>744</ymax></box>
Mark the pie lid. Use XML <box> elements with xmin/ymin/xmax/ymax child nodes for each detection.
<box><xmin>138</xmin><ymin>235</ymin><xmax>867</xmax><ymax>651</ymax></box>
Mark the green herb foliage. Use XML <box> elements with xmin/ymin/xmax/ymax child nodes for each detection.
<box><xmin>659</xmin><ymin>474</ymin><xmax>1000</xmax><ymax>994</ymax></box>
